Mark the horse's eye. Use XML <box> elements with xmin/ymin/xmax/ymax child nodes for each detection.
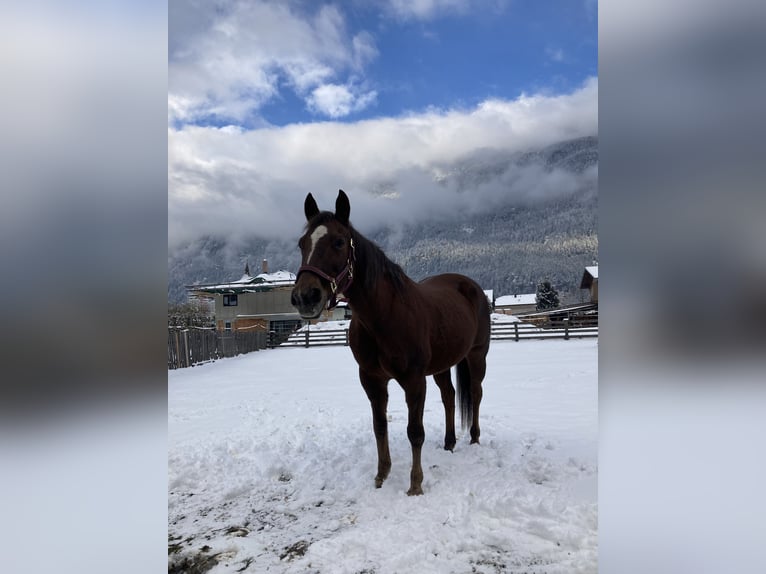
<box><xmin>333</xmin><ymin>238</ymin><xmax>345</xmax><ymax>250</ymax></box>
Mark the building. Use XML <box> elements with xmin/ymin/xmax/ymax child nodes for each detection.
<box><xmin>494</xmin><ymin>293</ymin><xmax>537</xmax><ymax>316</ymax></box>
<box><xmin>580</xmin><ymin>266</ymin><xmax>599</xmax><ymax>303</ymax></box>
<box><xmin>515</xmin><ymin>266</ymin><xmax>599</xmax><ymax>328</ymax></box>
<box><xmin>187</xmin><ymin>262</ymin><xmax>303</xmax><ymax>339</ymax></box>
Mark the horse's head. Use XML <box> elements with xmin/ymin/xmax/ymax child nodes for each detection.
<box><xmin>291</xmin><ymin>189</ymin><xmax>355</xmax><ymax>319</ymax></box>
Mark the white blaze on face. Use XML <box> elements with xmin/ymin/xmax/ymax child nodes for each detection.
<box><xmin>306</xmin><ymin>225</ymin><xmax>328</xmax><ymax>265</ymax></box>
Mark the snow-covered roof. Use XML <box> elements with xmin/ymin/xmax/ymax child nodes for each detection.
<box><xmin>495</xmin><ymin>293</ymin><xmax>537</xmax><ymax>307</ymax></box>
<box><xmin>580</xmin><ymin>266</ymin><xmax>598</xmax><ymax>289</ymax></box>
<box><xmin>483</xmin><ymin>290</ymin><xmax>494</xmax><ymax>302</ymax></box>
<box><xmin>188</xmin><ymin>270</ymin><xmax>296</xmax><ymax>293</ymax></box>
<box><xmin>254</xmin><ymin>270</ymin><xmax>295</xmax><ymax>284</ymax></box>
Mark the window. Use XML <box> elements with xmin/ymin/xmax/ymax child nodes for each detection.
<box><xmin>224</xmin><ymin>321</ymin><xmax>232</xmax><ymax>332</ymax></box>
<box><xmin>223</xmin><ymin>294</ymin><xmax>238</xmax><ymax>306</ymax></box>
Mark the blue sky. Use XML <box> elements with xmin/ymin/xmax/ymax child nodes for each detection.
<box><xmin>168</xmin><ymin>0</ymin><xmax>598</xmax><ymax>247</ymax></box>
<box><xmin>170</xmin><ymin>0</ymin><xmax>596</xmax><ymax>128</ymax></box>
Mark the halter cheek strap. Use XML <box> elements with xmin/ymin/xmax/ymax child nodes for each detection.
<box><xmin>296</xmin><ymin>238</ymin><xmax>355</xmax><ymax>310</ymax></box>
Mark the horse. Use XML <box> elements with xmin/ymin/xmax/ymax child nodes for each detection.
<box><xmin>291</xmin><ymin>190</ymin><xmax>490</xmax><ymax>495</ymax></box>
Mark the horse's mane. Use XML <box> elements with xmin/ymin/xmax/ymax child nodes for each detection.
<box><xmin>350</xmin><ymin>225</ymin><xmax>408</xmax><ymax>294</ymax></box>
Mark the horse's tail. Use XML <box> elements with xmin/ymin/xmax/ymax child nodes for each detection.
<box><xmin>456</xmin><ymin>358</ymin><xmax>473</xmax><ymax>431</ymax></box>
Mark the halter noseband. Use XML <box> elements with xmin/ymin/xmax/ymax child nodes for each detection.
<box><xmin>296</xmin><ymin>237</ymin><xmax>355</xmax><ymax>310</ymax></box>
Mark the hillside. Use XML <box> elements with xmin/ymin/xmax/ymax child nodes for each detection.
<box><xmin>168</xmin><ymin>136</ymin><xmax>598</xmax><ymax>304</ymax></box>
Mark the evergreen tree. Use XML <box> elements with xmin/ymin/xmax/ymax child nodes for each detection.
<box><xmin>536</xmin><ymin>280</ymin><xmax>560</xmax><ymax>311</ymax></box>
<box><xmin>168</xmin><ymin>300</ymin><xmax>215</xmax><ymax>328</ymax></box>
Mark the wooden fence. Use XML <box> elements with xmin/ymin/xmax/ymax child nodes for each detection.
<box><xmin>490</xmin><ymin>320</ymin><xmax>598</xmax><ymax>342</ymax></box>
<box><xmin>169</xmin><ymin>319</ymin><xmax>598</xmax><ymax>367</ymax></box>
<box><xmin>279</xmin><ymin>320</ymin><xmax>597</xmax><ymax>349</ymax></box>
<box><xmin>168</xmin><ymin>328</ymin><xmax>270</xmax><ymax>369</ymax></box>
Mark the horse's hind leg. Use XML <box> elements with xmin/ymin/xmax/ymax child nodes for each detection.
<box><xmin>359</xmin><ymin>369</ymin><xmax>391</xmax><ymax>488</ymax></box>
<box><xmin>433</xmin><ymin>370</ymin><xmax>456</xmax><ymax>451</ymax></box>
<box><xmin>466</xmin><ymin>349</ymin><xmax>487</xmax><ymax>445</ymax></box>
<box><xmin>403</xmin><ymin>376</ymin><xmax>427</xmax><ymax>496</ymax></box>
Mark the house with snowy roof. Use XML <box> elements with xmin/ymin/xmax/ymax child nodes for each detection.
<box><xmin>580</xmin><ymin>266</ymin><xmax>598</xmax><ymax>303</ymax></box>
<box><xmin>494</xmin><ymin>293</ymin><xmax>538</xmax><ymax>315</ymax></box>
<box><xmin>186</xmin><ymin>260</ymin><xmax>303</xmax><ymax>337</ymax></box>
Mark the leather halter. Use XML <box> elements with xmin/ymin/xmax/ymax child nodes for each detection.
<box><xmin>296</xmin><ymin>237</ymin><xmax>355</xmax><ymax>310</ymax></box>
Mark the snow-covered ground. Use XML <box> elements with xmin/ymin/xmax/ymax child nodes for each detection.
<box><xmin>169</xmin><ymin>339</ymin><xmax>597</xmax><ymax>573</ymax></box>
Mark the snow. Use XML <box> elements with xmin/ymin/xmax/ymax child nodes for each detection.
<box><xmin>296</xmin><ymin>320</ymin><xmax>349</xmax><ymax>332</ymax></box>
<box><xmin>495</xmin><ymin>293</ymin><xmax>537</xmax><ymax>306</ymax></box>
<box><xmin>169</xmin><ymin>339</ymin><xmax>597</xmax><ymax>573</ymax></box>
<box><xmin>254</xmin><ymin>270</ymin><xmax>296</xmax><ymax>284</ymax></box>
<box><xmin>490</xmin><ymin>312</ymin><xmax>521</xmax><ymax>323</ymax></box>
<box><xmin>585</xmin><ymin>266</ymin><xmax>598</xmax><ymax>279</ymax></box>
<box><xmin>196</xmin><ymin>270</ymin><xmax>298</xmax><ymax>291</ymax></box>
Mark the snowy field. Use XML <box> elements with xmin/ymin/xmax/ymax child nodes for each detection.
<box><xmin>169</xmin><ymin>339</ymin><xmax>598</xmax><ymax>573</ymax></box>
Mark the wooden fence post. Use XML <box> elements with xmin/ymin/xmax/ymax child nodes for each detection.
<box><xmin>345</xmin><ymin>329</ymin><xmax>349</xmax><ymax>346</ymax></box>
<box><xmin>174</xmin><ymin>330</ymin><xmax>181</xmax><ymax>369</ymax></box>
<box><xmin>305</xmin><ymin>328</ymin><xmax>310</xmax><ymax>348</ymax></box>
<box><xmin>514</xmin><ymin>323</ymin><xmax>519</xmax><ymax>342</ymax></box>
<box><xmin>183</xmin><ymin>329</ymin><xmax>190</xmax><ymax>367</ymax></box>
<box><xmin>564</xmin><ymin>318</ymin><xmax>570</xmax><ymax>340</ymax></box>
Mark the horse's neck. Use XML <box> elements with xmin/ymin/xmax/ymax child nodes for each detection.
<box><xmin>346</xmin><ymin>239</ymin><xmax>412</xmax><ymax>324</ymax></box>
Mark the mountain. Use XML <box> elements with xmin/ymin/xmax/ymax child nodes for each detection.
<box><xmin>169</xmin><ymin>136</ymin><xmax>598</xmax><ymax>305</ymax></box>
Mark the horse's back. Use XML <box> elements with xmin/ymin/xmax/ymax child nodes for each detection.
<box><xmin>419</xmin><ymin>273</ymin><xmax>488</xmax><ymax>312</ymax></box>
<box><xmin>418</xmin><ymin>273</ymin><xmax>490</xmax><ymax>347</ymax></box>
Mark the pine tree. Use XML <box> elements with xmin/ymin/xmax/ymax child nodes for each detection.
<box><xmin>536</xmin><ymin>280</ymin><xmax>560</xmax><ymax>311</ymax></box>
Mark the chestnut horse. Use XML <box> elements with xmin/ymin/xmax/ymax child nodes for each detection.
<box><xmin>291</xmin><ymin>190</ymin><xmax>490</xmax><ymax>495</ymax></box>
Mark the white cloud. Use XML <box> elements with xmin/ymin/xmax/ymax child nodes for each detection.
<box><xmin>546</xmin><ymin>47</ymin><xmax>565</xmax><ymax>63</ymax></box>
<box><xmin>382</xmin><ymin>0</ymin><xmax>507</xmax><ymax>21</ymax></box>
<box><xmin>385</xmin><ymin>0</ymin><xmax>471</xmax><ymax>20</ymax></box>
<box><xmin>306</xmin><ymin>83</ymin><xmax>378</xmax><ymax>118</ymax></box>
<box><xmin>169</xmin><ymin>78</ymin><xmax>598</xmax><ymax>248</ymax></box>
<box><xmin>168</xmin><ymin>1</ymin><xmax>378</xmax><ymax>123</ymax></box>
<box><xmin>352</xmin><ymin>31</ymin><xmax>379</xmax><ymax>70</ymax></box>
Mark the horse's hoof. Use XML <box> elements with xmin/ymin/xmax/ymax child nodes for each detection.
<box><xmin>444</xmin><ymin>443</ymin><xmax>455</xmax><ymax>452</ymax></box>
<box><xmin>406</xmin><ymin>486</ymin><xmax>424</xmax><ymax>496</ymax></box>
<box><xmin>470</xmin><ymin>438</ymin><xmax>480</xmax><ymax>445</ymax></box>
<box><xmin>374</xmin><ymin>477</ymin><xmax>385</xmax><ymax>488</ymax></box>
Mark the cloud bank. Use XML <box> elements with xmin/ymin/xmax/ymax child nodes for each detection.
<box><xmin>169</xmin><ymin>78</ymin><xmax>598</xmax><ymax>249</ymax></box>
<box><xmin>169</xmin><ymin>2</ymin><xmax>378</xmax><ymax>124</ymax></box>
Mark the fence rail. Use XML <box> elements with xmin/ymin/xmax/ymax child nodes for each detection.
<box><xmin>490</xmin><ymin>321</ymin><xmax>598</xmax><ymax>341</ymax></box>
<box><xmin>168</xmin><ymin>328</ymin><xmax>270</xmax><ymax>369</ymax></box>
<box><xmin>169</xmin><ymin>319</ymin><xmax>598</xmax><ymax>367</ymax></box>
<box><xmin>280</xmin><ymin>321</ymin><xmax>598</xmax><ymax>349</ymax></box>
<box><xmin>280</xmin><ymin>328</ymin><xmax>350</xmax><ymax>348</ymax></box>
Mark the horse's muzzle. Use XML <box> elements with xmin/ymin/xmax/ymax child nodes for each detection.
<box><xmin>290</xmin><ymin>284</ymin><xmax>326</xmax><ymax>319</ymax></box>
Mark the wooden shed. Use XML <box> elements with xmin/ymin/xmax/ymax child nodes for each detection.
<box><xmin>580</xmin><ymin>266</ymin><xmax>599</xmax><ymax>303</ymax></box>
<box><xmin>494</xmin><ymin>293</ymin><xmax>537</xmax><ymax>316</ymax></box>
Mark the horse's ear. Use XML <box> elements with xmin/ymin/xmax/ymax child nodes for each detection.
<box><xmin>304</xmin><ymin>193</ymin><xmax>320</xmax><ymax>221</ymax></box>
<box><xmin>335</xmin><ymin>189</ymin><xmax>350</xmax><ymax>225</ymax></box>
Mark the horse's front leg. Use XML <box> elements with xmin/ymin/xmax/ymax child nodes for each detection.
<box><xmin>360</xmin><ymin>369</ymin><xmax>391</xmax><ymax>488</ymax></box>
<box><xmin>403</xmin><ymin>377</ymin><xmax>427</xmax><ymax>495</ymax></box>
